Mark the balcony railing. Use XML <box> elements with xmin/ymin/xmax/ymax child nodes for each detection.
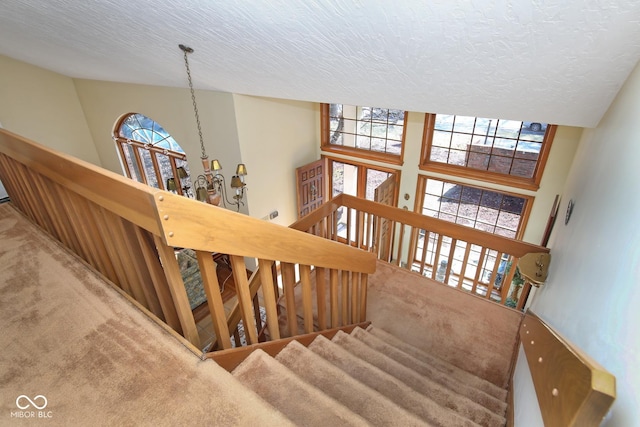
<box><xmin>290</xmin><ymin>194</ymin><xmax>549</xmax><ymax>310</ymax></box>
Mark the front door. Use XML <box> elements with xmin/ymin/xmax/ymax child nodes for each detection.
<box><xmin>374</xmin><ymin>175</ymin><xmax>396</xmax><ymax>261</ymax></box>
<box><xmin>296</xmin><ymin>158</ymin><xmax>327</xmax><ymax>219</ymax></box>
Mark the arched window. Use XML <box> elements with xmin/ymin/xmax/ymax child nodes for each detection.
<box><xmin>113</xmin><ymin>113</ymin><xmax>192</xmax><ymax>196</ymax></box>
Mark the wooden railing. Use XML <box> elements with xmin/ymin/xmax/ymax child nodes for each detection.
<box><xmin>290</xmin><ymin>193</ymin><xmax>549</xmax><ymax>310</ymax></box>
<box><xmin>0</xmin><ymin>129</ymin><xmax>376</xmax><ymax>352</ymax></box>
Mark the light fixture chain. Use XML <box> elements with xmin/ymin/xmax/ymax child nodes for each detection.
<box><xmin>182</xmin><ymin>48</ymin><xmax>207</xmax><ymax>159</ymax></box>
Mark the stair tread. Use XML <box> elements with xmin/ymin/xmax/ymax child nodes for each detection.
<box><xmin>352</xmin><ymin>327</ymin><xmax>507</xmax><ymax>415</ymax></box>
<box><xmin>368</xmin><ymin>326</ymin><xmax>508</xmax><ymax>401</ymax></box>
<box><xmin>332</xmin><ymin>330</ymin><xmax>505</xmax><ymax>427</ymax></box>
<box><xmin>232</xmin><ymin>349</ymin><xmax>369</xmax><ymax>426</ymax></box>
<box><xmin>308</xmin><ymin>334</ymin><xmax>480</xmax><ymax>427</ymax></box>
<box><xmin>276</xmin><ymin>339</ymin><xmax>431</xmax><ymax>426</ymax></box>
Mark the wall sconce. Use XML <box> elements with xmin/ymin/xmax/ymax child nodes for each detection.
<box><xmin>518</xmin><ymin>252</ymin><xmax>551</xmax><ymax>288</ymax></box>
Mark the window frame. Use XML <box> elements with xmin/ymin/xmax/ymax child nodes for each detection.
<box><xmin>420</xmin><ymin>113</ymin><xmax>557</xmax><ymax>191</ymax></box>
<box><xmin>321</xmin><ymin>103</ymin><xmax>407</xmax><ymax>166</ymax></box>
<box><xmin>113</xmin><ymin>113</ymin><xmax>191</xmax><ymax>196</ymax></box>
<box><xmin>415</xmin><ymin>175</ymin><xmax>534</xmax><ymax>240</ymax></box>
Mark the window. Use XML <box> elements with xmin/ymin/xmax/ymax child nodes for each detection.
<box><xmin>329</xmin><ymin>157</ymin><xmax>400</xmax><ymax>241</ymax></box>
<box><xmin>421</xmin><ymin>114</ymin><xmax>556</xmax><ymax>190</ymax></box>
<box><xmin>321</xmin><ymin>104</ymin><xmax>406</xmax><ymax>165</ymax></box>
<box><xmin>113</xmin><ymin>113</ymin><xmax>192</xmax><ymax>196</ymax></box>
<box><xmin>418</xmin><ymin>176</ymin><xmax>532</xmax><ymax>239</ymax></box>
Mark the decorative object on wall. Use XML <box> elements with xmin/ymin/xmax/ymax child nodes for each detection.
<box><xmin>565</xmin><ymin>199</ymin><xmax>575</xmax><ymax>225</ymax></box>
<box><xmin>517</xmin><ymin>252</ymin><xmax>551</xmax><ymax>288</ymax></box>
<box><xmin>179</xmin><ymin>44</ymin><xmax>247</xmax><ymax>210</ymax></box>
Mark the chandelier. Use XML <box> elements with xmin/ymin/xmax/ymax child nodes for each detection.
<box><xmin>179</xmin><ymin>44</ymin><xmax>247</xmax><ymax>211</ymax></box>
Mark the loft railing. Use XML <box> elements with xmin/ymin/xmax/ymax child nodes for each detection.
<box><xmin>0</xmin><ymin>129</ymin><xmax>376</xmax><ymax>352</ymax></box>
<box><xmin>290</xmin><ymin>193</ymin><xmax>549</xmax><ymax>310</ymax></box>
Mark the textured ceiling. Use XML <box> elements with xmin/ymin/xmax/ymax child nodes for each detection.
<box><xmin>1</xmin><ymin>1</ymin><xmax>640</xmax><ymax>127</ymax></box>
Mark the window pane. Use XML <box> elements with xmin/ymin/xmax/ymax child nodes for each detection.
<box><xmin>421</xmin><ymin>178</ymin><xmax>527</xmax><ymax>238</ymax></box>
<box><xmin>427</xmin><ymin>114</ymin><xmax>550</xmax><ymax>180</ymax></box>
<box><xmin>138</xmin><ymin>147</ymin><xmax>158</xmax><ymax>188</ymax></box>
<box><xmin>325</xmin><ymin>103</ymin><xmax>405</xmax><ymax>159</ymax></box>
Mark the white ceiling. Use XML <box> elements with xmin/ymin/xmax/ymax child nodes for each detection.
<box><xmin>1</xmin><ymin>1</ymin><xmax>640</xmax><ymax>128</ymax></box>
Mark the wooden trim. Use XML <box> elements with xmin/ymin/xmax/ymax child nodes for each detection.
<box><xmin>153</xmin><ymin>191</ymin><xmax>377</xmax><ymax>274</ymax></box>
<box><xmin>338</xmin><ymin>194</ymin><xmax>547</xmax><ymax>257</ymax></box>
<box><xmin>207</xmin><ymin>322</ymin><xmax>371</xmax><ymax>372</ymax></box>
<box><xmin>520</xmin><ymin>311</ymin><xmax>615</xmax><ymax>427</ymax></box>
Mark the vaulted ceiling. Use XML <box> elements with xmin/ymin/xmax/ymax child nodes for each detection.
<box><xmin>1</xmin><ymin>1</ymin><xmax>640</xmax><ymax>127</ymax></box>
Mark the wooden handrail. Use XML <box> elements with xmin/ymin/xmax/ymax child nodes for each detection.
<box><xmin>521</xmin><ymin>311</ymin><xmax>615</xmax><ymax>426</ymax></box>
<box><xmin>0</xmin><ymin>129</ymin><xmax>162</xmax><ymax>235</ymax></box>
<box><xmin>0</xmin><ymin>129</ymin><xmax>376</xmax><ymax>352</ymax></box>
<box><xmin>291</xmin><ymin>192</ymin><xmax>550</xmax><ymax>309</ymax></box>
<box><xmin>154</xmin><ymin>191</ymin><xmax>376</xmax><ymax>274</ymax></box>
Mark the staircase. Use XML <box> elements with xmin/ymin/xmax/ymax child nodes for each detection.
<box><xmin>231</xmin><ymin>326</ymin><xmax>508</xmax><ymax>427</ymax></box>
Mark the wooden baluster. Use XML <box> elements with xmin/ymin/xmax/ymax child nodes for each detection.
<box><xmin>351</xmin><ymin>272</ymin><xmax>359</xmax><ymax>323</ymax></box>
<box><xmin>300</xmin><ymin>264</ymin><xmax>314</xmax><ymax>334</ymax></box>
<box><xmin>359</xmin><ymin>273</ymin><xmax>368</xmax><ymax>322</ymax></box>
<box><xmin>281</xmin><ymin>262</ymin><xmax>298</xmax><ymax>336</ymax></box>
<box><xmin>419</xmin><ymin>230</ymin><xmax>429</xmax><ymax>275</ymax></box>
<box><xmin>153</xmin><ymin>235</ymin><xmax>200</xmax><ymax>347</ymax></box>
<box><xmin>133</xmin><ymin>226</ymin><xmax>180</xmax><ymax>329</ymax></box>
<box><xmin>485</xmin><ymin>251</ymin><xmax>503</xmax><ymax>300</ymax></box>
<box><xmin>341</xmin><ymin>270</ymin><xmax>349</xmax><ymax>325</ymax></box>
<box><xmin>471</xmin><ymin>247</ymin><xmax>487</xmax><ymax>294</ymax></box>
<box><xmin>459</xmin><ymin>241</ymin><xmax>472</xmax><ymax>290</ymax></box>
<box><xmin>315</xmin><ymin>267</ymin><xmax>327</xmax><ymax>330</ymax></box>
<box><xmin>196</xmin><ymin>250</ymin><xmax>232</xmax><ymax>349</ymax></box>
<box><xmin>330</xmin><ymin>268</ymin><xmax>339</xmax><ymax>328</ymax></box>
<box><xmin>444</xmin><ymin>238</ymin><xmax>457</xmax><ymax>284</ymax></box>
<box><xmin>395</xmin><ymin>222</ymin><xmax>405</xmax><ymax>267</ymax></box>
<box><xmin>500</xmin><ymin>255</ymin><xmax>518</xmax><ymax>304</ymax></box>
<box><xmin>258</xmin><ymin>259</ymin><xmax>281</xmax><ymax>340</ymax></box>
<box><xmin>229</xmin><ymin>255</ymin><xmax>258</xmax><ymax>345</ymax></box>
<box><xmin>346</xmin><ymin>207</ymin><xmax>352</xmax><ymax>245</ymax></box>
<box><xmin>432</xmin><ymin>234</ymin><xmax>444</xmax><ymax>280</ymax></box>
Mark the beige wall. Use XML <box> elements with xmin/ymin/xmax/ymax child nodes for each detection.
<box><xmin>0</xmin><ymin>55</ymin><xmax>99</xmax><ymax>164</ymax></box>
<box><xmin>73</xmin><ymin>79</ymin><xmax>245</xmax><ymax>212</ymax></box>
<box><xmin>233</xmin><ymin>95</ymin><xmax>320</xmax><ymax>225</ymax></box>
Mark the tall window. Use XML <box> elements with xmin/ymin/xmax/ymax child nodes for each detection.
<box><xmin>421</xmin><ymin>114</ymin><xmax>556</xmax><ymax>190</ymax></box>
<box><xmin>113</xmin><ymin>113</ymin><xmax>192</xmax><ymax>196</ymax></box>
<box><xmin>418</xmin><ymin>177</ymin><xmax>532</xmax><ymax>239</ymax></box>
<box><xmin>321</xmin><ymin>104</ymin><xmax>406</xmax><ymax>165</ymax></box>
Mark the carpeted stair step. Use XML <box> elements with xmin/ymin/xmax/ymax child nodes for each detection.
<box><xmin>308</xmin><ymin>334</ymin><xmax>480</xmax><ymax>427</ymax></box>
<box><xmin>368</xmin><ymin>326</ymin><xmax>507</xmax><ymax>401</ymax></box>
<box><xmin>351</xmin><ymin>327</ymin><xmax>507</xmax><ymax>416</ymax></box>
<box><xmin>332</xmin><ymin>330</ymin><xmax>505</xmax><ymax>427</ymax></box>
<box><xmin>275</xmin><ymin>339</ymin><xmax>430</xmax><ymax>426</ymax></box>
<box><xmin>232</xmin><ymin>349</ymin><xmax>369</xmax><ymax>426</ymax></box>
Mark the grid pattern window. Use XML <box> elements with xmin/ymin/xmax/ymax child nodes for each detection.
<box><xmin>113</xmin><ymin>113</ymin><xmax>193</xmax><ymax>197</ymax></box>
<box><xmin>422</xmin><ymin>114</ymin><xmax>555</xmax><ymax>189</ymax></box>
<box><xmin>420</xmin><ymin>177</ymin><xmax>531</xmax><ymax>239</ymax></box>
<box><xmin>322</xmin><ymin>104</ymin><xmax>406</xmax><ymax>164</ymax></box>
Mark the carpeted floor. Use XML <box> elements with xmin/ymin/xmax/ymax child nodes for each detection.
<box><xmin>0</xmin><ymin>203</ymin><xmax>291</xmax><ymax>426</ymax></box>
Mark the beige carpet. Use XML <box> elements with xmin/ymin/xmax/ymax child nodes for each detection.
<box><xmin>0</xmin><ymin>203</ymin><xmax>290</xmax><ymax>426</ymax></box>
<box><xmin>233</xmin><ymin>328</ymin><xmax>509</xmax><ymax>427</ymax></box>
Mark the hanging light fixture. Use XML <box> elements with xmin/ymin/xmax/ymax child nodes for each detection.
<box><xmin>179</xmin><ymin>44</ymin><xmax>247</xmax><ymax>211</ymax></box>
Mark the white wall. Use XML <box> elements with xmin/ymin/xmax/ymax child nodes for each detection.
<box><xmin>513</xmin><ymin>61</ymin><xmax>640</xmax><ymax>426</ymax></box>
<box><xmin>0</xmin><ymin>55</ymin><xmax>100</xmax><ymax>164</ymax></box>
<box><xmin>232</xmin><ymin>95</ymin><xmax>319</xmax><ymax>224</ymax></box>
